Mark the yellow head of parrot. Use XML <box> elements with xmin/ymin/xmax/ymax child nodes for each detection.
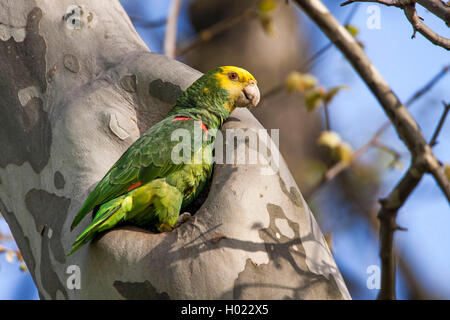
<box><xmin>214</xmin><ymin>66</ymin><xmax>260</xmax><ymax>111</ymax></box>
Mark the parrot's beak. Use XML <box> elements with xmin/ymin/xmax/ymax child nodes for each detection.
<box><xmin>236</xmin><ymin>80</ymin><xmax>260</xmax><ymax>109</ymax></box>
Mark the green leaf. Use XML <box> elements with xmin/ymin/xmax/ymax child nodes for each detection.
<box><xmin>258</xmin><ymin>0</ymin><xmax>276</xmax><ymax>13</ymax></box>
<box><xmin>259</xmin><ymin>14</ymin><xmax>275</xmax><ymax>36</ymax></box>
<box><xmin>305</xmin><ymin>87</ymin><xmax>325</xmax><ymax>111</ymax></box>
<box><xmin>388</xmin><ymin>159</ymin><xmax>404</xmax><ymax>170</ymax></box>
<box><xmin>19</xmin><ymin>263</ymin><xmax>27</xmax><ymax>272</ymax></box>
<box><xmin>323</xmin><ymin>86</ymin><xmax>347</xmax><ymax>105</ymax></box>
<box><xmin>285</xmin><ymin>72</ymin><xmax>318</xmax><ymax>92</ymax></box>
<box><xmin>345</xmin><ymin>24</ymin><xmax>359</xmax><ymax>37</ymax></box>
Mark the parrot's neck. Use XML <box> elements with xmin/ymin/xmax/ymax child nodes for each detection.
<box><xmin>168</xmin><ymin>104</ymin><xmax>230</xmax><ymax>131</ymax></box>
<box><xmin>169</xmin><ymin>107</ymin><xmax>229</xmax><ymax>129</ymax></box>
<box><xmin>168</xmin><ymin>70</ymin><xmax>235</xmax><ymax>130</ymax></box>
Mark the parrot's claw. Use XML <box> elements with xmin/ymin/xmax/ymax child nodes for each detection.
<box><xmin>174</xmin><ymin>212</ymin><xmax>191</xmax><ymax>228</ymax></box>
<box><xmin>157</xmin><ymin>223</ymin><xmax>173</xmax><ymax>233</ymax></box>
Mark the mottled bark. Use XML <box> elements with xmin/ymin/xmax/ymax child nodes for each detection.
<box><xmin>0</xmin><ymin>0</ymin><xmax>349</xmax><ymax>299</ymax></box>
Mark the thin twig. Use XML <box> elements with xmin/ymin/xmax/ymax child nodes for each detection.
<box><xmin>416</xmin><ymin>0</ymin><xmax>450</xmax><ymax>27</ymax></box>
<box><xmin>403</xmin><ymin>3</ymin><xmax>450</xmax><ymax>50</ymax></box>
<box><xmin>176</xmin><ymin>8</ymin><xmax>257</xmax><ymax>57</ymax></box>
<box><xmin>429</xmin><ymin>101</ymin><xmax>450</xmax><ymax>147</ymax></box>
<box><xmin>323</xmin><ymin>103</ymin><xmax>331</xmax><ymax>131</ymax></box>
<box><xmin>164</xmin><ymin>0</ymin><xmax>183</xmax><ymax>58</ymax></box>
<box><xmin>341</xmin><ymin>0</ymin><xmax>401</xmax><ymax>7</ymax></box>
<box><xmin>374</xmin><ymin>140</ymin><xmax>403</xmax><ymax>159</ymax></box>
<box><xmin>0</xmin><ymin>233</ymin><xmax>13</xmax><ymax>240</ymax></box>
<box><xmin>341</xmin><ymin>0</ymin><xmax>450</xmax><ymax>50</ymax></box>
<box><xmin>405</xmin><ymin>65</ymin><xmax>449</xmax><ymax>106</ymax></box>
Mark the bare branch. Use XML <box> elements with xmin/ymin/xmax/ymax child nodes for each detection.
<box><xmin>429</xmin><ymin>101</ymin><xmax>450</xmax><ymax>146</ymax></box>
<box><xmin>341</xmin><ymin>0</ymin><xmax>450</xmax><ymax>50</ymax></box>
<box><xmin>416</xmin><ymin>0</ymin><xmax>450</xmax><ymax>27</ymax></box>
<box><xmin>405</xmin><ymin>64</ymin><xmax>449</xmax><ymax>105</ymax></box>
<box><xmin>176</xmin><ymin>7</ymin><xmax>257</xmax><ymax>57</ymax></box>
<box><xmin>341</xmin><ymin>0</ymin><xmax>402</xmax><ymax>7</ymax></box>
<box><xmin>374</xmin><ymin>140</ymin><xmax>404</xmax><ymax>162</ymax></box>
<box><xmin>403</xmin><ymin>3</ymin><xmax>450</xmax><ymax>50</ymax></box>
<box><xmin>0</xmin><ymin>233</ymin><xmax>13</xmax><ymax>240</ymax></box>
<box><xmin>428</xmin><ymin>156</ymin><xmax>450</xmax><ymax>200</ymax></box>
<box><xmin>342</xmin><ymin>0</ymin><xmax>450</xmax><ymax>26</ymax></box>
<box><xmin>164</xmin><ymin>0</ymin><xmax>183</xmax><ymax>58</ymax></box>
<box><xmin>377</xmin><ymin>163</ymin><xmax>425</xmax><ymax>299</ymax></box>
<box><xmin>361</xmin><ymin>205</ymin><xmax>440</xmax><ymax>299</ymax></box>
<box><xmin>323</xmin><ymin>103</ymin><xmax>331</xmax><ymax>131</ymax></box>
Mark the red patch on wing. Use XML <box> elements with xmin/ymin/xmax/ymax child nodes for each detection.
<box><xmin>198</xmin><ymin>120</ymin><xmax>208</xmax><ymax>135</ymax></box>
<box><xmin>172</xmin><ymin>116</ymin><xmax>208</xmax><ymax>135</ymax></box>
<box><xmin>127</xmin><ymin>181</ymin><xmax>142</xmax><ymax>192</ymax></box>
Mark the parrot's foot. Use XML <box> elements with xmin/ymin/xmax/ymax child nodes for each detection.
<box><xmin>157</xmin><ymin>223</ymin><xmax>173</xmax><ymax>233</ymax></box>
<box><xmin>174</xmin><ymin>212</ymin><xmax>191</xmax><ymax>228</ymax></box>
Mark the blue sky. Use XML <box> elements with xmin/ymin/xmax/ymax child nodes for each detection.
<box><xmin>0</xmin><ymin>0</ymin><xmax>448</xmax><ymax>300</ymax></box>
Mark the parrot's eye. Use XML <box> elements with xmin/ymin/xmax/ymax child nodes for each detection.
<box><xmin>228</xmin><ymin>72</ymin><xmax>239</xmax><ymax>81</ymax></box>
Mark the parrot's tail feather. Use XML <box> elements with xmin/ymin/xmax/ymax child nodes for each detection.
<box><xmin>66</xmin><ymin>179</ymin><xmax>182</xmax><ymax>256</ymax></box>
<box><xmin>70</xmin><ymin>194</ymin><xmax>100</xmax><ymax>231</ymax></box>
<box><xmin>66</xmin><ymin>197</ymin><xmax>125</xmax><ymax>256</ymax></box>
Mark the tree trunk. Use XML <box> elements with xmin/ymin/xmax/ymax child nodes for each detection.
<box><xmin>0</xmin><ymin>0</ymin><xmax>350</xmax><ymax>299</ymax></box>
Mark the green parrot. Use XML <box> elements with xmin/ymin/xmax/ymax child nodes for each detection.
<box><xmin>67</xmin><ymin>66</ymin><xmax>260</xmax><ymax>256</ymax></box>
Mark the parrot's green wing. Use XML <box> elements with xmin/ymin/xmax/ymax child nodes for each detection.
<box><xmin>70</xmin><ymin>117</ymin><xmax>208</xmax><ymax>230</ymax></box>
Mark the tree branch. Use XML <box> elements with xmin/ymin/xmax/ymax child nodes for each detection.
<box><xmin>360</xmin><ymin>204</ymin><xmax>440</xmax><ymax>299</ymax></box>
<box><xmin>176</xmin><ymin>7</ymin><xmax>257</xmax><ymax>57</ymax></box>
<box><xmin>342</xmin><ymin>0</ymin><xmax>450</xmax><ymax>26</ymax></box>
<box><xmin>341</xmin><ymin>0</ymin><xmax>403</xmax><ymax>7</ymax></box>
<box><xmin>403</xmin><ymin>3</ymin><xmax>450</xmax><ymax>50</ymax></box>
<box><xmin>416</xmin><ymin>0</ymin><xmax>450</xmax><ymax>27</ymax></box>
<box><xmin>164</xmin><ymin>0</ymin><xmax>183</xmax><ymax>58</ymax></box>
<box><xmin>429</xmin><ymin>101</ymin><xmax>450</xmax><ymax>146</ymax></box>
<box><xmin>377</xmin><ymin>162</ymin><xmax>424</xmax><ymax>299</ymax></box>
<box><xmin>341</xmin><ymin>0</ymin><xmax>450</xmax><ymax>50</ymax></box>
